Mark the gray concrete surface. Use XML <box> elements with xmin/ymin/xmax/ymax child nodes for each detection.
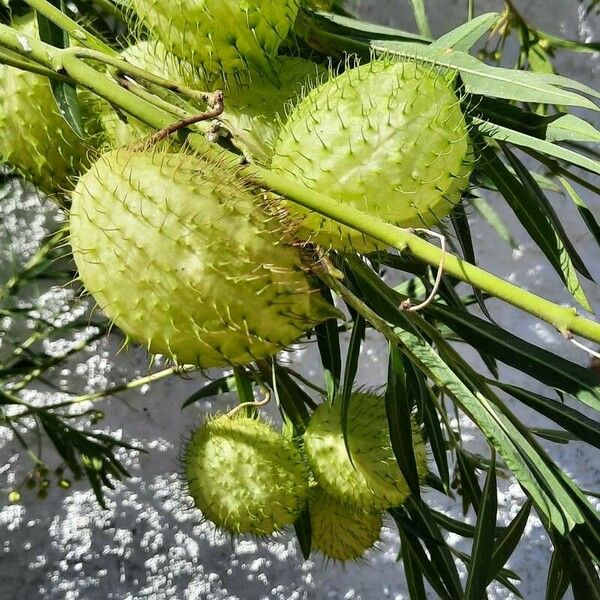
<box><xmin>1</xmin><ymin>1</ymin><xmax>599</xmax><ymax>599</ymax></box>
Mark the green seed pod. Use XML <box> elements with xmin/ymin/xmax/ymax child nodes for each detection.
<box><xmin>184</xmin><ymin>414</ymin><xmax>309</xmax><ymax>535</ymax></box>
<box><xmin>271</xmin><ymin>60</ymin><xmax>473</xmax><ymax>250</ymax></box>
<box><xmin>303</xmin><ymin>0</ymin><xmax>334</xmax><ymax>9</ymax></box>
<box><xmin>99</xmin><ymin>40</ymin><xmax>191</xmax><ymax>147</ymax></box>
<box><xmin>0</xmin><ymin>15</ymin><xmax>93</xmax><ymax>195</ymax></box>
<box><xmin>221</xmin><ymin>56</ymin><xmax>326</xmax><ymax>163</ymax></box>
<box><xmin>304</xmin><ymin>392</ymin><xmax>428</xmax><ymax>510</ymax></box>
<box><xmin>309</xmin><ymin>485</ymin><xmax>382</xmax><ymax>561</ymax></box>
<box><xmin>129</xmin><ymin>0</ymin><xmax>299</xmax><ymax>84</ymax></box>
<box><xmin>70</xmin><ymin>149</ymin><xmax>338</xmax><ymax>367</ymax></box>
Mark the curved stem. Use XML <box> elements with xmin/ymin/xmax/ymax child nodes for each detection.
<box><xmin>23</xmin><ymin>0</ymin><xmax>115</xmax><ymax>55</ymax></box>
<box><xmin>1</xmin><ymin>22</ymin><xmax>599</xmax><ymax>345</ymax></box>
<box><xmin>64</xmin><ymin>47</ymin><xmax>215</xmax><ymax>105</ymax></box>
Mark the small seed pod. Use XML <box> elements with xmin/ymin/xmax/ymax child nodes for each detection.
<box><xmin>129</xmin><ymin>0</ymin><xmax>300</xmax><ymax>84</ymax></box>
<box><xmin>272</xmin><ymin>60</ymin><xmax>473</xmax><ymax>250</ymax></box>
<box><xmin>0</xmin><ymin>15</ymin><xmax>95</xmax><ymax>195</ymax></box>
<box><xmin>183</xmin><ymin>414</ymin><xmax>309</xmax><ymax>535</ymax></box>
<box><xmin>70</xmin><ymin>149</ymin><xmax>338</xmax><ymax>367</ymax></box>
<box><xmin>304</xmin><ymin>392</ymin><xmax>428</xmax><ymax>510</ymax></box>
<box><xmin>309</xmin><ymin>485</ymin><xmax>382</xmax><ymax>561</ymax></box>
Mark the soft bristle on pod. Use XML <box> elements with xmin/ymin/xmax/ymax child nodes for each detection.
<box><xmin>128</xmin><ymin>0</ymin><xmax>300</xmax><ymax>85</ymax></box>
<box><xmin>304</xmin><ymin>392</ymin><xmax>428</xmax><ymax>510</ymax></box>
<box><xmin>69</xmin><ymin>148</ymin><xmax>339</xmax><ymax>367</ymax></box>
<box><xmin>183</xmin><ymin>414</ymin><xmax>310</xmax><ymax>536</ymax></box>
<box><xmin>309</xmin><ymin>485</ymin><xmax>383</xmax><ymax>561</ymax></box>
<box><xmin>271</xmin><ymin>59</ymin><xmax>473</xmax><ymax>251</ymax></box>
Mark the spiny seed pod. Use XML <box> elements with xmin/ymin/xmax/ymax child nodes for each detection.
<box><xmin>100</xmin><ymin>40</ymin><xmax>192</xmax><ymax>147</ymax></box>
<box><xmin>309</xmin><ymin>486</ymin><xmax>382</xmax><ymax>561</ymax></box>
<box><xmin>271</xmin><ymin>60</ymin><xmax>473</xmax><ymax>250</ymax></box>
<box><xmin>129</xmin><ymin>0</ymin><xmax>299</xmax><ymax>84</ymax></box>
<box><xmin>221</xmin><ymin>56</ymin><xmax>326</xmax><ymax>163</ymax></box>
<box><xmin>303</xmin><ymin>0</ymin><xmax>334</xmax><ymax>9</ymax></box>
<box><xmin>0</xmin><ymin>15</ymin><xmax>92</xmax><ymax>195</ymax></box>
<box><xmin>304</xmin><ymin>392</ymin><xmax>428</xmax><ymax>510</ymax></box>
<box><xmin>184</xmin><ymin>414</ymin><xmax>309</xmax><ymax>535</ymax></box>
<box><xmin>70</xmin><ymin>149</ymin><xmax>338</xmax><ymax>367</ymax></box>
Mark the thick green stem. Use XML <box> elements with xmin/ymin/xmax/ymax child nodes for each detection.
<box><xmin>65</xmin><ymin>47</ymin><xmax>215</xmax><ymax>105</ymax></box>
<box><xmin>24</xmin><ymin>0</ymin><xmax>115</xmax><ymax>55</ymax></box>
<box><xmin>1</xmin><ymin>23</ymin><xmax>599</xmax><ymax>345</ymax></box>
<box><xmin>251</xmin><ymin>164</ymin><xmax>600</xmax><ymax>343</ymax></box>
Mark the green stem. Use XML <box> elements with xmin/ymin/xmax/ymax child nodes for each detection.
<box><xmin>23</xmin><ymin>0</ymin><xmax>116</xmax><ymax>55</ymax></box>
<box><xmin>90</xmin><ymin>0</ymin><xmax>127</xmax><ymax>21</ymax></box>
<box><xmin>0</xmin><ymin>47</ymin><xmax>70</xmax><ymax>80</ymax></box>
<box><xmin>410</xmin><ymin>0</ymin><xmax>432</xmax><ymax>38</ymax></box>
<box><xmin>1</xmin><ymin>23</ymin><xmax>599</xmax><ymax>345</ymax></box>
<box><xmin>65</xmin><ymin>47</ymin><xmax>215</xmax><ymax>105</ymax></box>
<box><xmin>251</xmin><ymin>164</ymin><xmax>600</xmax><ymax>342</ymax></box>
<box><xmin>468</xmin><ymin>0</ymin><xmax>475</xmax><ymax>20</ymax></box>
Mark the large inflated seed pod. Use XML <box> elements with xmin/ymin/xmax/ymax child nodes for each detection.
<box><xmin>184</xmin><ymin>414</ymin><xmax>309</xmax><ymax>535</ymax></box>
<box><xmin>0</xmin><ymin>15</ymin><xmax>94</xmax><ymax>195</ymax></box>
<box><xmin>129</xmin><ymin>0</ymin><xmax>300</xmax><ymax>84</ymax></box>
<box><xmin>271</xmin><ymin>60</ymin><xmax>473</xmax><ymax>250</ymax></box>
<box><xmin>304</xmin><ymin>392</ymin><xmax>428</xmax><ymax>510</ymax></box>
<box><xmin>69</xmin><ymin>149</ymin><xmax>339</xmax><ymax>367</ymax></box>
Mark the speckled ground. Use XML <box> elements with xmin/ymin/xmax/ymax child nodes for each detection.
<box><xmin>1</xmin><ymin>1</ymin><xmax>599</xmax><ymax>599</ymax></box>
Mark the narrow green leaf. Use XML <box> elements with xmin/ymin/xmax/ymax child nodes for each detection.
<box><xmin>560</xmin><ymin>177</ymin><xmax>600</xmax><ymax>247</ymax></box>
<box><xmin>181</xmin><ymin>376</ymin><xmax>236</xmax><ymax>408</ymax></box>
<box><xmin>385</xmin><ymin>344</ymin><xmax>421</xmax><ymax>497</ymax></box>
<box><xmin>481</xmin><ymin>145</ymin><xmax>592</xmax><ymax>312</ymax></box>
<box><xmin>503</xmin><ymin>144</ymin><xmax>593</xmax><ymax>281</ymax></box>
<box><xmin>432</xmin><ymin>510</ymin><xmax>508</xmax><ymax>538</ymax></box>
<box><xmin>315</xmin><ymin>287</ymin><xmax>342</xmax><ymax>402</ymax></box>
<box><xmin>493</xmin><ymin>382</ymin><xmax>600</xmax><ymax>449</ymax></box>
<box><xmin>472</xmin><ymin>97</ymin><xmax>600</xmax><ymax>144</ymax></box>
<box><xmin>430</xmin><ymin>12</ymin><xmax>500</xmax><ymax>52</ymax></box>
<box><xmin>422</xmin><ymin>386</ymin><xmax>451</xmax><ymax>493</ymax></box>
<box><xmin>293</xmin><ymin>506</ymin><xmax>312</xmax><ymax>560</ymax></box>
<box><xmin>419</xmin><ymin>300</ymin><xmax>600</xmax><ymax>413</ymax></box>
<box><xmin>503</xmin><ymin>146</ymin><xmax>593</xmax><ymax>304</ymax></box>
<box><xmin>339</xmin><ymin>314</ymin><xmax>365</xmax><ymax>460</ymax></box>
<box><xmin>489</xmin><ymin>500</ymin><xmax>532</xmax><ymax>584</ymax></box>
<box><xmin>465</xmin><ymin>451</ymin><xmax>498</xmax><ymax>600</ymax></box>
<box><xmin>479</xmin><ymin>120</ymin><xmax>600</xmax><ymax>175</ymax></box>
<box><xmin>372</xmin><ymin>42</ymin><xmax>600</xmax><ymax>109</ymax></box>
<box><xmin>268</xmin><ymin>363</ymin><xmax>312</xmax><ymax>431</ymax></box>
<box><xmin>546</xmin><ymin>545</ymin><xmax>571</xmax><ymax>600</ymax></box>
<box><xmin>456</xmin><ymin>448</ymin><xmax>483</xmax><ymax>515</ymax></box>
<box><xmin>311</xmin><ymin>11</ymin><xmax>430</xmax><ymax>42</ymax></box>
<box><xmin>36</xmin><ymin>4</ymin><xmax>85</xmax><ymax>138</ymax></box>
<box><xmin>406</xmin><ymin>498</ymin><xmax>464</xmax><ymax>599</ymax></box>
<box><xmin>401</xmin><ymin>536</ymin><xmax>428</xmax><ymax>600</ymax></box>
<box><xmin>396</xmin><ymin>527</ymin><xmax>454</xmax><ymax>600</ymax></box>
<box><xmin>563</xmin><ymin>534</ymin><xmax>600</xmax><ymax>600</ymax></box>
<box><xmin>409</xmin><ymin>0</ymin><xmax>431</xmax><ymax>38</ymax></box>
<box><xmin>233</xmin><ymin>366</ymin><xmax>254</xmax><ymax>405</ymax></box>
<box><xmin>471</xmin><ymin>192</ymin><xmax>518</xmax><ymax>249</ymax></box>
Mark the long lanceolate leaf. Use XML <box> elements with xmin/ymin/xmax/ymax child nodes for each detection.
<box><xmin>36</xmin><ymin>2</ymin><xmax>85</xmax><ymax>137</ymax></box>
<box><xmin>385</xmin><ymin>344</ymin><xmax>422</xmax><ymax>497</ymax></box>
<box><xmin>464</xmin><ymin>452</ymin><xmax>497</xmax><ymax>600</ymax></box>
<box><xmin>430</xmin><ymin>12</ymin><xmax>500</xmax><ymax>52</ymax></box>
<box><xmin>339</xmin><ymin>313</ymin><xmax>365</xmax><ymax>460</ymax></box>
<box><xmin>342</xmin><ymin>258</ymin><xmax>585</xmax><ymax>532</ymax></box>
<box><xmin>479</xmin><ymin>145</ymin><xmax>592</xmax><ymax>312</ymax></box>
<box><xmin>315</xmin><ymin>287</ymin><xmax>342</xmax><ymax>403</ymax></box>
